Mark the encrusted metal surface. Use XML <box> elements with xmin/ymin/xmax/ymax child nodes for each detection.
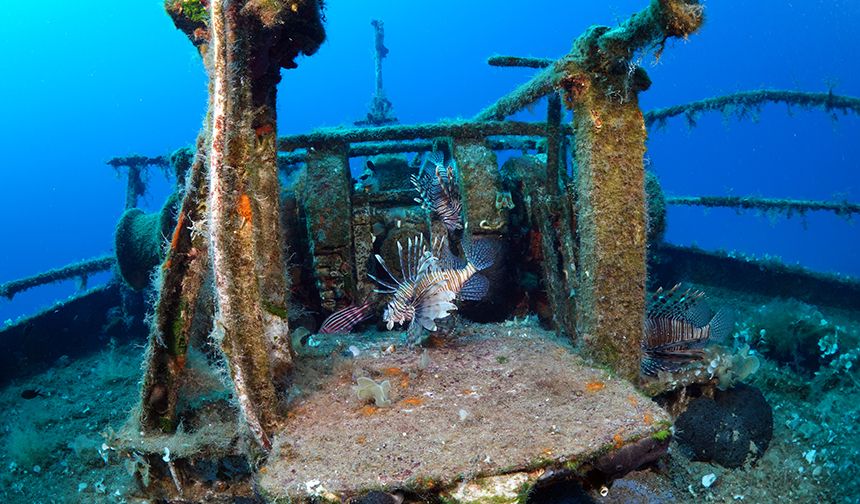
<box><xmin>259</xmin><ymin>323</ymin><xmax>670</xmax><ymax>501</ymax></box>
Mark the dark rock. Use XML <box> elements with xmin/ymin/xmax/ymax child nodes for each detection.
<box><xmin>674</xmin><ymin>384</ymin><xmax>773</xmax><ymax>468</ymax></box>
<box><xmin>349</xmin><ymin>491</ymin><xmax>402</xmax><ymax>504</ymax></box>
<box><xmin>593</xmin><ymin>437</ymin><xmax>670</xmax><ymax>479</ymax></box>
<box><xmin>528</xmin><ymin>478</ymin><xmax>596</xmax><ymax>503</ymax></box>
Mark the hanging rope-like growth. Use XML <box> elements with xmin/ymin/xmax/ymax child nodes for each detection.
<box><xmin>644</xmin><ymin>89</ymin><xmax>860</xmax><ymax>129</ymax></box>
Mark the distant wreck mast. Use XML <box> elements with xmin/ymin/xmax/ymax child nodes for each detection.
<box><xmin>140</xmin><ymin>0</ymin><xmax>325</xmax><ymax>449</ymax></box>
<box><xmin>356</xmin><ymin>19</ymin><xmax>398</xmax><ymax>126</ymax></box>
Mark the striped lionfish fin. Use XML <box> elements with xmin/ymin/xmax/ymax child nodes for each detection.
<box><xmin>459</xmin><ymin>273</ymin><xmax>489</xmax><ymax>301</ymax></box>
<box><xmin>411</xmin><ymin>278</ymin><xmax>457</xmax><ymax>332</ymax></box>
<box><xmin>319</xmin><ymin>300</ymin><xmax>375</xmax><ymax>334</ymax></box>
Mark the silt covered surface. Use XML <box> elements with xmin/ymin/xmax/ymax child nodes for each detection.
<box><xmin>259</xmin><ymin>322</ymin><xmax>670</xmax><ymax>500</ymax></box>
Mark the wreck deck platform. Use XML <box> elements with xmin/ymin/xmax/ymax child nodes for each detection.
<box><xmin>258</xmin><ymin>323</ymin><xmax>671</xmax><ymax>502</ymax></box>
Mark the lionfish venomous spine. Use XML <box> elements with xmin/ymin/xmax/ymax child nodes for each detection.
<box><xmin>411</xmin><ymin>151</ymin><xmax>463</xmax><ymax>232</ymax></box>
<box><xmin>641</xmin><ymin>284</ymin><xmax>734</xmax><ymax>376</ymax></box>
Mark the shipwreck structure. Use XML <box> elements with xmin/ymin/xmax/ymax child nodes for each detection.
<box><xmin>2</xmin><ymin>0</ymin><xmax>860</xmax><ymax>502</ymax></box>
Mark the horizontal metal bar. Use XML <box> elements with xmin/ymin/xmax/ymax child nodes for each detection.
<box><xmin>277</xmin><ymin>121</ymin><xmax>567</xmax><ymax>152</ymax></box>
<box><xmin>277</xmin><ymin>136</ymin><xmax>548</xmax><ymax>167</ymax></box>
<box><xmin>487</xmin><ymin>55</ymin><xmax>553</xmax><ymax>69</ymax></box>
<box><xmin>644</xmin><ymin>90</ymin><xmax>860</xmax><ymax>128</ymax></box>
<box><xmin>106</xmin><ymin>155</ymin><xmax>169</xmax><ymax>168</ymax></box>
<box><xmin>0</xmin><ymin>255</ymin><xmax>115</xmax><ymax>300</ymax></box>
<box><xmin>666</xmin><ymin>195</ymin><xmax>860</xmax><ymax>216</ymax></box>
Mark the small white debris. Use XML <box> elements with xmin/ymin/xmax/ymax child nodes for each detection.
<box><xmin>32</xmin><ymin>465</ymin><xmax>41</xmax><ymax>474</ymax></box>
<box><xmin>348</xmin><ymin>345</ymin><xmax>361</xmax><ymax>357</ymax></box>
<box><xmin>733</xmin><ymin>495</ymin><xmax>745</xmax><ymax>500</ymax></box>
<box><xmin>804</xmin><ymin>449</ymin><xmax>817</xmax><ymax>464</ymax></box>
<box><xmin>702</xmin><ymin>473</ymin><xmax>717</xmax><ymax>488</ymax></box>
<box><xmin>599</xmin><ymin>485</ymin><xmax>609</xmax><ymax>497</ymax></box>
<box><xmin>458</xmin><ymin>409</ymin><xmax>469</xmax><ymax>421</ymax></box>
<box><xmin>162</xmin><ymin>447</ymin><xmax>171</xmax><ymax>463</ymax></box>
<box><xmin>94</xmin><ymin>478</ymin><xmax>106</xmax><ymax>494</ymax></box>
<box><xmin>418</xmin><ymin>349</ymin><xmax>431</xmax><ymax>370</ymax></box>
<box><xmin>78</xmin><ymin>483</ymin><xmax>88</xmax><ymax>493</ymax></box>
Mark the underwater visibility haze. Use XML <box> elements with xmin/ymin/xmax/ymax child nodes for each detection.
<box><xmin>0</xmin><ymin>1</ymin><xmax>859</xmax><ymax>503</ymax></box>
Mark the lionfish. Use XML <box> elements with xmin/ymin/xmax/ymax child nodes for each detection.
<box><xmin>411</xmin><ymin>151</ymin><xmax>463</xmax><ymax>232</ymax></box>
<box><xmin>641</xmin><ymin>284</ymin><xmax>734</xmax><ymax>376</ymax></box>
<box><xmin>370</xmin><ymin>235</ymin><xmax>498</xmax><ymax>340</ymax></box>
<box><xmin>369</xmin><ymin>235</ymin><xmax>458</xmax><ymax>333</ymax></box>
<box><xmin>319</xmin><ymin>300</ymin><xmax>375</xmax><ymax>334</ymax></box>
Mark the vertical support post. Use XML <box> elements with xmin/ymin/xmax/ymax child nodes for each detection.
<box><xmin>304</xmin><ymin>143</ymin><xmax>356</xmax><ymax>312</ymax></box>
<box><xmin>552</xmin><ymin>0</ymin><xmax>702</xmax><ymax>381</ymax></box>
<box><xmin>571</xmin><ymin>88</ymin><xmax>647</xmax><ymax>382</ymax></box>
<box><xmin>452</xmin><ymin>139</ymin><xmax>507</xmax><ymax>236</ymax></box>
<box><xmin>147</xmin><ymin>0</ymin><xmax>325</xmax><ymax>453</ymax></box>
<box><xmin>545</xmin><ymin>92</ymin><xmax>563</xmax><ymax>195</ymax></box>
<box><xmin>140</xmin><ymin>135</ymin><xmax>210</xmax><ymax>433</ymax></box>
<box><xmin>205</xmin><ymin>0</ymin><xmax>293</xmax><ymax>449</ymax></box>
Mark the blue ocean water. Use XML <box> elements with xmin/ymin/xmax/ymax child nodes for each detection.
<box><xmin>0</xmin><ymin>1</ymin><xmax>858</xmax><ymax>323</ymax></box>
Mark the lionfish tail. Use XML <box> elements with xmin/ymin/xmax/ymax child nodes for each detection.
<box><xmin>464</xmin><ymin>237</ymin><xmax>499</xmax><ymax>271</ymax></box>
<box><xmin>459</xmin><ymin>273</ymin><xmax>490</xmax><ymax>301</ymax></box>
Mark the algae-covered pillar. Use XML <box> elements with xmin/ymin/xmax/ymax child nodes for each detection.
<box><xmin>480</xmin><ymin>1</ymin><xmax>702</xmax><ymax>381</ymax></box>
<box><xmin>139</xmin><ymin>0</ymin><xmax>325</xmax><ymax>450</ymax></box>
<box><xmin>559</xmin><ymin>1</ymin><xmax>703</xmax><ymax>380</ymax></box>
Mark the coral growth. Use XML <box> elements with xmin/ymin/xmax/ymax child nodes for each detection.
<box><xmin>704</xmin><ymin>344</ymin><xmax>761</xmax><ymax>390</ymax></box>
<box><xmin>352</xmin><ymin>377</ymin><xmax>392</xmax><ymax>407</ymax></box>
<box><xmin>746</xmin><ymin>298</ymin><xmax>858</xmax><ymax>373</ymax></box>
